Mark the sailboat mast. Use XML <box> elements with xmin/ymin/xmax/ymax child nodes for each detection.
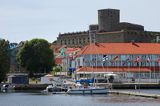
<box><xmin>89</xmin><ymin>30</ymin><xmax>96</xmax><ymax>85</ymax></box>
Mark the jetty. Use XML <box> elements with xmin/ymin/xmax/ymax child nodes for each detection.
<box><xmin>108</xmin><ymin>90</ymin><xmax>160</xmax><ymax>99</ymax></box>
<box><xmin>96</xmin><ymin>83</ymin><xmax>160</xmax><ymax>89</ymax></box>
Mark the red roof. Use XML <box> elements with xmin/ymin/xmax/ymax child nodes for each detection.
<box><xmin>76</xmin><ymin>66</ymin><xmax>155</xmax><ymax>73</ymax></box>
<box><xmin>78</xmin><ymin>43</ymin><xmax>160</xmax><ymax>55</ymax></box>
<box><xmin>50</xmin><ymin>45</ymin><xmax>66</xmax><ymax>54</ymax></box>
<box><xmin>65</xmin><ymin>48</ymin><xmax>81</xmax><ymax>55</ymax></box>
<box><xmin>55</xmin><ymin>57</ymin><xmax>62</xmax><ymax>65</ymax></box>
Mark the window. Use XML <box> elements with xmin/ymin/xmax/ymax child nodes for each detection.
<box><xmin>61</xmin><ymin>40</ymin><xmax>63</xmax><ymax>45</ymax></box>
<box><xmin>83</xmin><ymin>38</ymin><xmax>85</xmax><ymax>43</ymax></box>
<box><xmin>64</xmin><ymin>40</ymin><xmax>66</xmax><ymax>45</ymax></box>
<box><xmin>72</xmin><ymin>39</ymin><xmax>75</xmax><ymax>44</ymax></box>
<box><xmin>79</xmin><ymin>38</ymin><xmax>81</xmax><ymax>44</ymax></box>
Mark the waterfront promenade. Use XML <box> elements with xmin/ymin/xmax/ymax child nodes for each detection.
<box><xmin>1</xmin><ymin>82</ymin><xmax>160</xmax><ymax>90</ymax></box>
<box><xmin>97</xmin><ymin>83</ymin><xmax>160</xmax><ymax>89</ymax></box>
<box><xmin>109</xmin><ymin>90</ymin><xmax>160</xmax><ymax>99</ymax></box>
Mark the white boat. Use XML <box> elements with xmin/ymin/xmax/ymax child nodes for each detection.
<box><xmin>1</xmin><ymin>84</ymin><xmax>15</xmax><ymax>92</ymax></box>
<box><xmin>67</xmin><ymin>86</ymin><xmax>108</xmax><ymax>94</ymax></box>
<box><xmin>41</xmin><ymin>85</ymin><xmax>67</xmax><ymax>95</ymax></box>
<box><xmin>67</xmin><ymin>82</ymin><xmax>108</xmax><ymax>94</ymax></box>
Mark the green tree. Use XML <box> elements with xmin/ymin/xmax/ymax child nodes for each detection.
<box><xmin>17</xmin><ymin>39</ymin><xmax>54</xmax><ymax>76</ymax></box>
<box><xmin>0</xmin><ymin>39</ymin><xmax>10</xmax><ymax>83</ymax></box>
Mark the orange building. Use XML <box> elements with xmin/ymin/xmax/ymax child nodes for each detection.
<box><xmin>74</xmin><ymin>43</ymin><xmax>160</xmax><ymax>83</ymax></box>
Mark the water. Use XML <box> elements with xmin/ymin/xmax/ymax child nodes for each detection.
<box><xmin>0</xmin><ymin>90</ymin><xmax>160</xmax><ymax>106</ymax></box>
<box><xmin>116</xmin><ymin>89</ymin><xmax>160</xmax><ymax>95</ymax></box>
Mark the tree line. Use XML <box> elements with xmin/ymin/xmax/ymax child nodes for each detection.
<box><xmin>0</xmin><ymin>38</ymin><xmax>55</xmax><ymax>83</ymax></box>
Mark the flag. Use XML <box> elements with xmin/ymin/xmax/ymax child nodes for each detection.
<box><xmin>146</xmin><ymin>57</ymin><xmax>151</xmax><ymax>63</ymax></box>
<box><xmin>92</xmin><ymin>58</ymin><xmax>96</xmax><ymax>63</ymax></box>
<box><xmin>134</xmin><ymin>56</ymin><xmax>141</xmax><ymax>66</ymax></box>
<box><xmin>126</xmin><ymin>57</ymin><xmax>130</xmax><ymax>61</ymax></box>
<box><xmin>60</xmin><ymin>48</ymin><xmax>66</xmax><ymax>57</ymax></box>
<box><xmin>102</xmin><ymin>55</ymin><xmax>109</xmax><ymax>62</ymax></box>
<box><xmin>113</xmin><ymin>55</ymin><xmax>119</xmax><ymax>61</ymax></box>
<box><xmin>135</xmin><ymin>56</ymin><xmax>141</xmax><ymax>62</ymax></box>
<box><xmin>122</xmin><ymin>57</ymin><xmax>130</xmax><ymax>66</ymax></box>
<box><xmin>157</xmin><ymin>58</ymin><xmax>160</xmax><ymax>65</ymax></box>
<box><xmin>72</xmin><ymin>55</ymin><xmax>77</xmax><ymax>60</ymax></box>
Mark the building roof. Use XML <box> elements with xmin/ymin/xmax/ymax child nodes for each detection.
<box><xmin>76</xmin><ymin>66</ymin><xmax>153</xmax><ymax>74</ymax></box>
<box><xmin>65</xmin><ymin>48</ymin><xmax>81</xmax><ymax>55</ymax></box>
<box><xmin>55</xmin><ymin>57</ymin><xmax>62</xmax><ymax>65</ymax></box>
<box><xmin>54</xmin><ymin>47</ymin><xmax>81</xmax><ymax>65</ymax></box>
<box><xmin>78</xmin><ymin>43</ymin><xmax>160</xmax><ymax>55</ymax></box>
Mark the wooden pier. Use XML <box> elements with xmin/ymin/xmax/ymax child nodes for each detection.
<box><xmin>108</xmin><ymin>90</ymin><xmax>160</xmax><ymax>99</ymax></box>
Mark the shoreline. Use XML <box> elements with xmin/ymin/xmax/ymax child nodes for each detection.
<box><xmin>10</xmin><ymin>83</ymin><xmax>160</xmax><ymax>90</ymax></box>
<box><xmin>109</xmin><ymin>90</ymin><xmax>160</xmax><ymax>99</ymax></box>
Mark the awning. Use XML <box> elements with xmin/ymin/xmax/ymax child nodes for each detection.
<box><xmin>76</xmin><ymin>66</ymin><xmax>152</xmax><ymax>74</ymax></box>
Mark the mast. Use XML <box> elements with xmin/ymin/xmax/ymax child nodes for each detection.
<box><xmin>89</xmin><ymin>30</ymin><xmax>96</xmax><ymax>85</ymax></box>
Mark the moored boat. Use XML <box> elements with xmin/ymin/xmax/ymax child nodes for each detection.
<box><xmin>1</xmin><ymin>84</ymin><xmax>15</xmax><ymax>92</ymax></box>
<box><xmin>41</xmin><ymin>85</ymin><xmax>67</xmax><ymax>95</ymax></box>
<box><xmin>67</xmin><ymin>86</ymin><xmax>108</xmax><ymax>94</ymax></box>
<box><xmin>67</xmin><ymin>83</ymin><xmax>108</xmax><ymax>95</ymax></box>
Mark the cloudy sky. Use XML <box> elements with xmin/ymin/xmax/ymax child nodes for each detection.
<box><xmin>0</xmin><ymin>0</ymin><xmax>160</xmax><ymax>43</ymax></box>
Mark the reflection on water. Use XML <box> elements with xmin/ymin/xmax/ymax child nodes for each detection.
<box><xmin>94</xmin><ymin>94</ymin><xmax>160</xmax><ymax>103</ymax></box>
<box><xmin>0</xmin><ymin>90</ymin><xmax>160</xmax><ymax>106</ymax></box>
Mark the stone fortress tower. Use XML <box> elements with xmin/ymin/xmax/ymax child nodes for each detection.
<box><xmin>98</xmin><ymin>9</ymin><xmax>120</xmax><ymax>32</ymax></box>
<box><xmin>56</xmin><ymin>8</ymin><xmax>160</xmax><ymax>47</ymax></box>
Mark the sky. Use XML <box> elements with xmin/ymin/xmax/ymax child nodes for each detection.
<box><xmin>0</xmin><ymin>0</ymin><xmax>160</xmax><ymax>43</ymax></box>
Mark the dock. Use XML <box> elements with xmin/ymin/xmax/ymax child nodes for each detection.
<box><xmin>96</xmin><ymin>83</ymin><xmax>160</xmax><ymax>89</ymax></box>
<box><xmin>108</xmin><ymin>90</ymin><xmax>160</xmax><ymax>99</ymax></box>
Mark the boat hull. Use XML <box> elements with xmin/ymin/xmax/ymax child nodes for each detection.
<box><xmin>67</xmin><ymin>88</ymin><xmax>108</xmax><ymax>94</ymax></box>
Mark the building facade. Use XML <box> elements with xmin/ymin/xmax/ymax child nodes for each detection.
<box><xmin>74</xmin><ymin>43</ymin><xmax>160</xmax><ymax>83</ymax></box>
<box><xmin>56</xmin><ymin>9</ymin><xmax>160</xmax><ymax>47</ymax></box>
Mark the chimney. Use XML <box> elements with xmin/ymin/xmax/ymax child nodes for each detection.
<box><xmin>131</xmin><ymin>40</ymin><xmax>135</xmax><ymax>45</ymax></box>
<box><xmin>156</xmin><ymin>36</ymin><xmax>160</xmax><ymax>43</ymax></box>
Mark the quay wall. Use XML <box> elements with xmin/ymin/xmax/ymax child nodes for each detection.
<box><xmin>1</xmin><ymin>83</ymin><xmax>160</xmax><ymax>90</ymax></box>
<box><xmin>97</xmin><ymin>83</ymin><xmax>160</xmax><ymax>89</ymax></box>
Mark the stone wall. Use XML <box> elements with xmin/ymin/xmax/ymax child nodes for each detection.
<box><xmin>96</xmin><ymin>31</ymin><xmax>125</xmax><ymax>43</ymax></box>
<box><xmin>57</xmin><ymin>32</ymin><xmax>89</xmax><ymax>47</ymax></box>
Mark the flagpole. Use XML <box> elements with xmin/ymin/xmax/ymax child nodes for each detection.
<box><xmin>102</xmin><ymin>54</ymin><xmax>109</xmax><ymax>83</ymax></box>
<box><xmin>147</xmin><ymin>56</ymin><xmax>152</xmax><ymax>83</ymax></box>
<box><xmin>154</xmin><ymin>61</ymin><xmax>157</xmax><ymax>83</ymax></box>
<box><xmin>103</xmin><ymin>55</ymin><xmax>106</xmax><ymax>83</ymax></box>
<box><xmin>139</xmin><ymin>60</ymin><xmax>140</xmax><ymax>85</ymax></box>
<box><xmin>125</xmin><ymin>55</ymin><xmax>129</xmax><ymax>83</ymax></box>
<box><xmin>106</xmin><ymin>55</ymin><xmax>109</xmax><ymax>84</ymax></box>
<box><xmin>136</xmin><ymin>56</ymin><xmax>141</xmax><ymax>91</ymax></box>
<box><xmin>149</xmin><ymin>61</ymin><xmax>151</xmax><ymax>83</ymax></box>
<box><xmin>154</xmin><ymin>61</ymin><xmax>156</xmax><ymax>83</ymax></box>
<box><xmin>158</xmin><ymin>57</ymin><xmax>160</xmax><ymax>84</ymax></box>
<box><xmin>127</xmin><ymin>56</ymin><xmax>129</xmax><ymax>83</ymax></box>
<box><xmin>158</xmin><ymin>62</ymin><xmax>160</xmax><ymax>84</ymax></box>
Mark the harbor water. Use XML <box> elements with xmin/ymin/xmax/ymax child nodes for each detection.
<box><xmin>0</xmin><ymin>90</ymin><xmax>160</xmax><ymax>106</ymax></box>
